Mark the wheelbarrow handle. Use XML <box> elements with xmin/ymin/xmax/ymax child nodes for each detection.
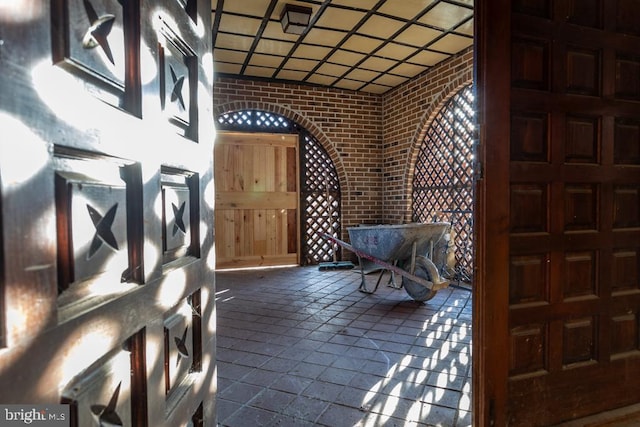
<box><xmin>319</xmin><ymin>233</ymin><xmax>448</xmax><ymax>291</ymax></box>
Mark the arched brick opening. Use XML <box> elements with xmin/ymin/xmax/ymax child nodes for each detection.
<box><xmin>404</xmin><ymin>76</ymin><xmax>475</xmax><ymax>282</ymax></box>
<box><xmin>214</xmin><ymin>101</ymin><xmax>349</xmax><ymax>197</ymax></box>
<box><xmin>214</xmin><ymin>102</ymin><xmax>351</xmax><ymax>264</ymax></box>
<box><xmin>402</xmin><ymin>74</ymin><xmax>474</xmax><ymax>220</ymax></box>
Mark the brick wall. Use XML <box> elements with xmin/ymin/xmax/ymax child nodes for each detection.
<box><xmin>212</xmin><ymin>79</ymin><xmax>384</xmax><ymax>239</ymax></box>
<box><xmin>382</xmin><ymin>47</ymin><xmax>474</xmax><ymax>223</ymax></box>
<box><xmin>212</xmin><ymin>46</ymin><xmax>473</xmax><ymax>243</ymax></box>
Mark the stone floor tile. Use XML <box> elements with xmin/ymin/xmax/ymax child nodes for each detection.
<box><xmin>221</xmin><ymin>405</ymin><xmax>276</xmax><ymax>427</ymax></box>
<box><xmin>216</xmin><ymin>398</ymin><xmax>242</xmax><ymax>424</ymax></box>
<box><xmin>316</xmin><ymin>403</ymin><xmax>369</xmax><ymax>426</ymax></box>
<box><xmin>249</xmin><ymin>389</ymin><xmax>298</xmax><ymax>412</ymax></box>
<box><xmin>317</xmin><ymin>366</ymin><xmax>358</xmax><ymax>386</ymax></box>
<box><xmin>240</xmin><ymin>369</ymin><xmax>282</xmax><ymax>388</ymax></box>
<box><xmin>270</xmin><ymin>375</ymin><xmax>314</xmax><ymax>395</ymax></box>
<box><xmin>282</xmin><ymin>396</ymin><xmax>330</xmax><ymax>423</ymax></box>
<box><xmin>218</xmin><ymin>381</ymin><xmax>264</xmax><ymax>404</ymax></box>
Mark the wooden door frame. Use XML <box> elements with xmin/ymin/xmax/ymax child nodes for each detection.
<box><xmin>473</xmin><ymin>0</ymin><xmax>511</xmax><ymax>425</ymax></box>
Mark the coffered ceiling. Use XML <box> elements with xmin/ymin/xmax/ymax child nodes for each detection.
<box><xmin>212</xmin><ymin>0</ymin><xmax>474</xmax><ymax>94</ymax></box>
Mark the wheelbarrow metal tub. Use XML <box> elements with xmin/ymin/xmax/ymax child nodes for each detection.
<box><xmin>322</xmin><ymin>222</ymin><xmax>450</xmax><ymax>301</ymax></box>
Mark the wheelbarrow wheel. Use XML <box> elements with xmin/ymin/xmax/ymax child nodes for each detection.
<box><xmin>402</xmin><ymin>256</ymin><xmax>438</xmax><ymax>302</ymax></box>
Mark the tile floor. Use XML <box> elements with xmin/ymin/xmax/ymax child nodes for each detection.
<box><xmin>215</xmin><ymin>266</ymin><xmax>473</xmax><ymax>427</ymax></box>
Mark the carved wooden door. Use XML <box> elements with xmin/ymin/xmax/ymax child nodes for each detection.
<box><xmin>476</xmin><ymin>1</ymin><xmax>640</xmax><ymax>425</ymax></box>
<box><xmin>0</xmin><ymin>1</ymin><xmax>215</xmax><ymax>426</ymax></box>
<box><xmin>215</xmin><ymin>132</ymin><xmax>299</xmax><ymax>269</ymax></box>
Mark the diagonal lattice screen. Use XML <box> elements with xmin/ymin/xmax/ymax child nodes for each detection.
<box><xmin>412</xmin><ymin>84</ymin><xmax>475</xmax><ymax>283</ymax></box>
<box><xmin>300</xmin><ymin>133</ymin><xmax>341</xmax><ymax>265</ymax></box>
<box><xmin>216</xmin><ymin>110</ymin><xmax>340</xmax><ymax>265</ymax></box>
<box><xmin>217</xmin><ymin>110</ymin><xmax>294</xmax><ymax>131</ymax></box>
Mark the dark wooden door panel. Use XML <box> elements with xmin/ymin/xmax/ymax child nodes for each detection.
<box><xmin>477</xmin><ymin>0</ymin><xmax>640</xmax><ymax>425</ymax></box>
<box><xmin>0</xmin><ymin>1</ymin><xmax>214</xmax><ymax>426</ymax></box>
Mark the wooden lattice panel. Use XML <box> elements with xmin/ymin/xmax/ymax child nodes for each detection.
<box><xmin>412</xmin><ymin>84</ymin><xmax>475</xmax><ymax>281</ymax></box>
<box><xmin>300</xmin><ymin>133</ymin><xmax>341</xmax><ymax>265</ymax></box>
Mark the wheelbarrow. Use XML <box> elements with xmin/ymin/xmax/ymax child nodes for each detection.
<box><xmin>321</xmin><ymin>222</ymin><xmax>450</xmax><ymax>302</ymax></box>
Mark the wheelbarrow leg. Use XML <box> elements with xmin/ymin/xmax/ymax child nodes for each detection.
<box><xmin>387</xmin><ymin>261</ymin><xmax>402</xmax><ymax>289</ymax></box>
<box><xmin>357</xmin><ymin>256</ymin><xmax>386</xmax><ymax>294</ymax></box>
<box><xmin>357</xmin><ymin>256</ymin><xmax>370</xmax><ymax>293</ymax></box>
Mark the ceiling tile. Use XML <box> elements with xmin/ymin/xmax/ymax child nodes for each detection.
<box><xmin>341</xmin><ymin>34</ymin><xmax>383</xmax><ymax>54</ymax></box>
<box><xmin>255</xmin><ymin>39</ymin><xmax>296</xmax><ymax>56</ymax></box>
<box><xmin>277</xmin><ymin>69</ymin><xmax>309</xmax><ymax>81</ymax></box>
<box><xmin>303</xmin><ymin>28</ymin><xmax>348</xmax><ymax>47</ymax></box>
<box><xmin>215</xmin><ymin>33</ymin><xmax>254</xmax><ymax>51</ymax></box>
<box><xmin>316</xmin><ymin>62</ymin><xmax>350</xmax><ymax>77</ymax></box>
<box><xmin>408</xmin><ymin>49</ymin><xmax>449</xmax><ymax>66</ymax></box>
<box><xmin>428</xmin><ymin>33</ymin><xmax>472</xmax><ymax>54</ymax></box>
<box><xmin>359</xmin><ymin>55</ymin><xmax>397</xmax><ymax>72</ymax></box>
<box><xmin>282</xmin><ymin>57</ymin><xmax>318</xmax><ymax>71</ymax></box>
<box><xmin>306</xmin><ymin>74</ymin><xmax>337</xmax><ymax>86</ymax></box>
<box><xmin>373</xmin><ymin>73</ymin><xmax>409</xmax><ymax>87</ymax></box>
<box><xmin>315</xmin><ymin>6</ymin><xmax>366</xmax><ymax>30</ymax></box>
<box><xmin>328</xmin><ymin>50</ymin><xmax>366</xmax><ymax>66</ymax></box>
<box><xmin>244</xmin><ymin>65</ymin><xmax>276</xmax><ymax>78</ymax></box>
<box><xmin>330</xmin><ymin>0</ymin><xmax>380</xmax><ymax>9</ymax></box>
<box><xmin>213</xmin><ymin>48</ymin><xmax>248</xmax><ymax>64</ymax></box>
<box><xmin>219</xmin><ymin>14</ymin><xmax>262</xmax><ymax>36</ymax></box>
<box><xmin>389</xmin><ymin>62</ymin><xmax>428</xmax><ymax>78</ymax></box>
<box><xmin>360</xmin><ymin>83</ymin><xmax>390</xmax><ymax>94</ymax></box>
<box><xmin>358</xmin><ymin>15</ymin><xmax>406</xmax><ymax>39</ymax></box>
<box><xmin>293</xmin><ymin>44</ymin><xmax>333</xmax><ymax>60</ymax></box>
<box><xmin>456</xmin><ymin>18</ymin><xmax>474</xmax><ymax>36</ymax></box>
<box><xmin>376</xmin><ymin>42</ymin><xmax>418</xmax><ymax>60</ymax></box>
<box><xmin>395</xmin><ymin>25</ymin><xmax>442</xmax><ymax>47</ymax></box>
<box><xmin>333</xmin><ymin>78</ymin><xmax>364</xmax><ymax>91</ymax></box>
<box><xmin>214</xmin><ymin>62</ymin><xmax>243</xmax><ymax>75</ymax></box>
<box><xmin>377</xmin><ymin>0</ymin><xmax>437</xmax><ymax>20</ymax></box>
<box><xmin>249</xmin><ymin>53</ymin><xmax>285</xmax><ymax>68</ymax></box>
<box><xmin>419</xmin><ymin>2</ymin><xmax>474</xmax><ymax>30</ymax></box>
<box><xmin>223</xmin><ymin>0</ymin><xmax>271</xmax><ymax>18</ymax></box>
<box><xmin>344</xmin><ymin>68</ymin><xmax>381</xmax><ymax>82</ymax></box>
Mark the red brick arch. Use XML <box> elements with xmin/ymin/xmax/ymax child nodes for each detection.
<box><xmin>402</xmin><ymin>74</ymin><xmax>474</xmax><ymax>222</ymax></box>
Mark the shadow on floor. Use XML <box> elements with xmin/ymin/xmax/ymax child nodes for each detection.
<box><xmin>215</xmin><ymin>266</ymin><xmax>472</xmax><ymax>427</ymax></box>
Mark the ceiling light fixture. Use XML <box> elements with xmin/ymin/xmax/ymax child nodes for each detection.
<box><xmin>280</xmin><ymin>4</ymin><xmax>312</xmax><ymax>35</ymax></box>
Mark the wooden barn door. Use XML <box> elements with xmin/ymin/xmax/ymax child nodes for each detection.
<box><xmin>215</xmin><ymin>132</ymin><xmax>299</xmax><ymax>269</ymax></box>
<box><xmin>0</xmin><ymin>1</ymin><xmax>215</xmax><ymax>426</ymax></box>
<box><xmin>476</xmin><ymin>0</ymin><xmax>640</xmax><ymax>425</ymax></box>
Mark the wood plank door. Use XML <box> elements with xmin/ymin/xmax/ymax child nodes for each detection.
<box><xmin>215</xmin><ymin>132</ymin><xmax>299</xmax><ymax>269</ymax></box>
<box><xmin>0</xmin><ymin>1</ymin><xmax>215</xmax><ymax>426</ymax></box>
<box><xmin>476</xmin><ymin>1</ymin><xmax>640</xmax><ymax>425</ymax></box>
